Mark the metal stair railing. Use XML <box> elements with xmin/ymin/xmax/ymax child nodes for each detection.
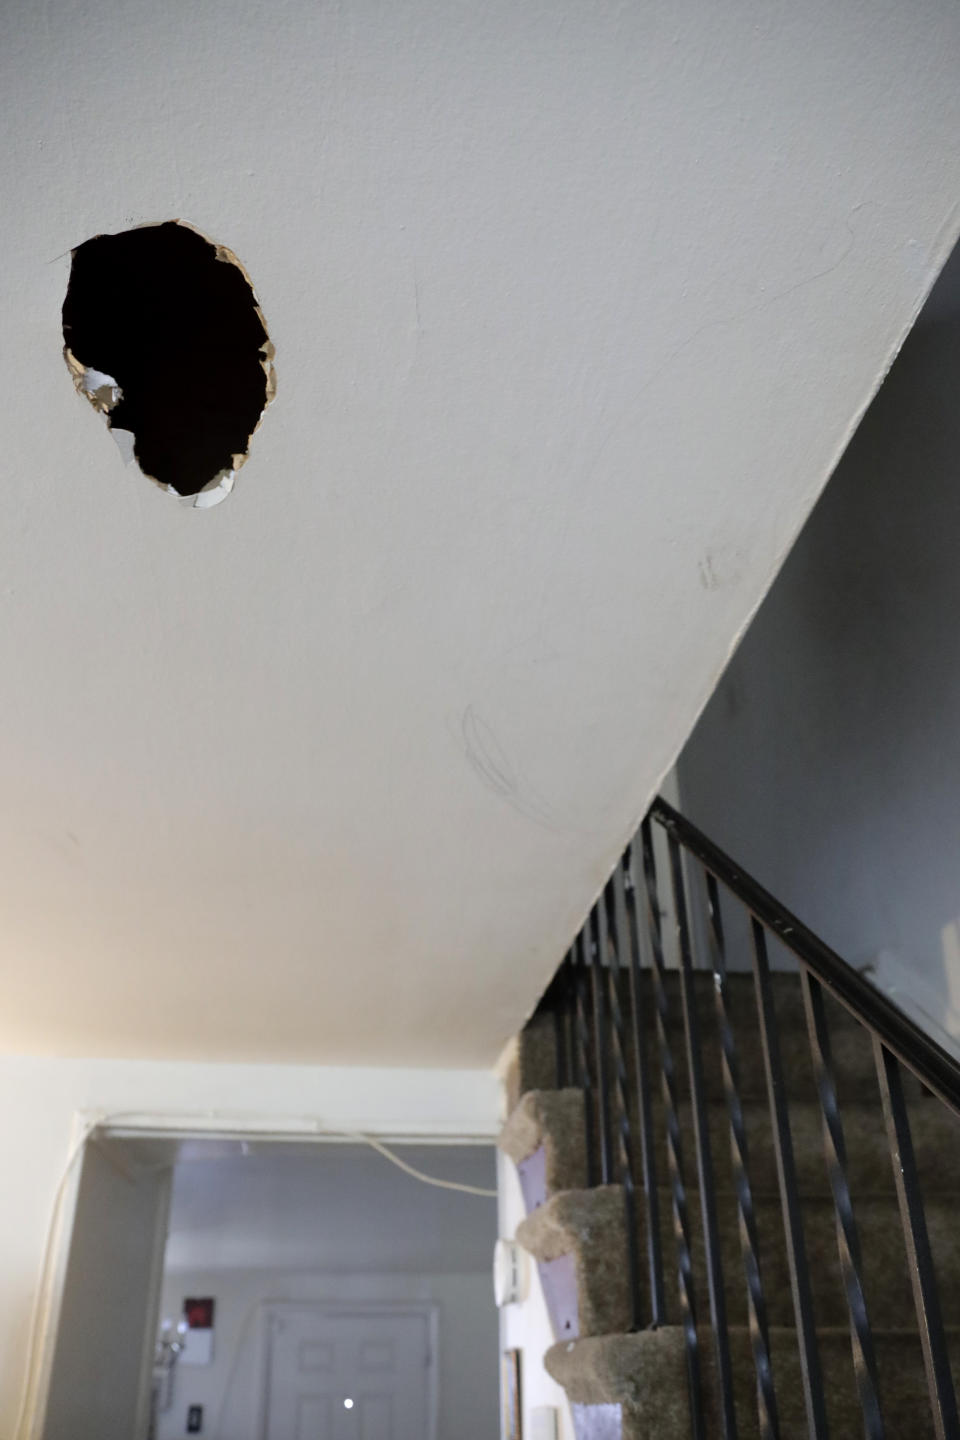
<box><xmin>534</xmin><ymin>795</ymin><xmax>960</xmax><ymax>1440</ymax></box>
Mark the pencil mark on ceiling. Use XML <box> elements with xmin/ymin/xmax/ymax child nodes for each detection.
<box><xmin>412</xmin><ymin>267</ymin><xmax>422</xmax><ymax>337</ymax></box>
<box><xmin>396</xmin><ymin>265</ymin><xmax>425</xmax><ymax>399</ymax></box>
<box><xmin>38</xmin><ymin>829</ymin><xmax>84</xmax><ymax>867</ymax></box>
<box><xmin>410</xmin><ymin>266</ymin><xmax>424</xmax><ymax>376</ymax></box>
<box><xmin>458</xmin><ymin>705</ymin><xmax>560</xmax><ymax>830</ymax></box>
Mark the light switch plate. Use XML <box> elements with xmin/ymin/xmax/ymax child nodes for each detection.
<box><xmin>493</xmin><ymin>1238</ymin><xmax>529</xmax><ymax>1306</ymax></box>
<box><xmin>529</xmin><ymin>1406</ymin><xmax>559</xmax><ymax>1440</ymax></box>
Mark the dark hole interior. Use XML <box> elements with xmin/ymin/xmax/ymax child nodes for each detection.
<box><xmin>62</xmin><ymin>221</ymin><xmax>270</xmax><ymax>497</ymax></box>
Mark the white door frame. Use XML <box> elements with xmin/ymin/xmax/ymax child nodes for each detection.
<box><xmin>260</xmin><ymin>1300</ymin><xmax>439</xmax><ymax>1440</ymax></box>
<box><xmin>19</xmin><ymin>1123</ymin><xmax>174</xmax><ymax>1440</ymax></box>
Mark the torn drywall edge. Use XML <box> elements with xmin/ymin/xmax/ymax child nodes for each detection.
<box><xmin>186</xmin><ymin>469</ymin><xmax>235</xmax><ymax>509</ymax></box>
<box><xmin>62</xmin><ymin>218</ymin><xmax>276</xmax><ymax>507</ymax></box>
<box><xmin>206</xmin><ymin>230</ymin><xmax>278</xmax><ymax>492</ymax></box>
<box><xmin>64</xmin><ymin>349</ymin><xmax>122</xmax><ymax>416</ymax></box>
<box><xmin>111</xmin><ymin>428</ymin><xmax>136</xmax><ymax>465</ymax></box>
<box><xmin>211</xmin><ymin>232</ymin><xmax>277</xmax><ymax>408</ymax></box>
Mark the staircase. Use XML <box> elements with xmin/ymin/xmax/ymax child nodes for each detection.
<box><xmin>498</xmin><ymin>800</ymin><xmax>960</xmax><ymax>1440</ymax></box>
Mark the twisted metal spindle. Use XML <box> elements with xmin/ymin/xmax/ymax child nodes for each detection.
<box><xmin>602</xmin><ymin>876</ymin><xmax>642</xmax><ymax>1331</ymax></box>
<box><xmin>551</xmin><ymin>952</ymin><xmax>572</xmax><ymax>1090</ymax></box>
<box><xmin>669</xmin><ymin>839</ymin><xmax>738</xmax><ymax>1440</ymax></box>
<box><xmin>641</xmin><ymin>816</ymin><xmax>703</xmax><ymax>1437</ymax></box>
<box><xmin>587</xmin><ymin>906</ymin><xmax>614</xmax><ymax>1185</ymax></box>
<box><xmin>752</xmin><ymin>919</ymin><xmax>829</xmax><ymax>1439</ymax></box>
<box><xmin>622</xmin><ymin>844</ymin><xmax>667</xmax><ymax>1325</ymax></box>
<box><xmin>875</xmin><ymin>1039</ymin><xmax>959</xmax><ymax>1440</ymax></box>
<box><xmin>706</xmin><ymin>871</ymin><xmax>780</xmax><ymax>1440</ymax></box>
<box><xmin>574</xmin><ymin>931</ymin><xmax>598</xmax><ymax>1188</ymax></box>
<box><xmin>801</xmin><ymin>970</ymin><xmax>884</xmax><ymax>1439</ymax></box>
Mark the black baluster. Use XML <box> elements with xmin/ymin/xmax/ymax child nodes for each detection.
<box><xmin>706</xmin><ymin>872</ymin><xmax>780</xmax><ymax>1440</ymax></box>
<box><xmin>552</xmin><ymin>952</ymin><xmax>572</xmax><ymax>1090</ymax></box>
<box><xmin>801</xmin><ymin>971</ymin><xmax>883</xmax><ymax>1439</ymax></box>
<box><xmin>602</xmin><ymin>876</ymin><xmax>642</xmax><ymax>1332</ymax></box>
<box><xmin>574</xmin><ymin>931</ymin><xmax>598</xmax><ymax>1189</ymax></box>
<box><xmin>874</xmin><ymin>1039</ymin><xmax>959</xmax><ymax>1440</ymax></box>
<box><xmin>622</xmin><ymin>843</ymin><xmax>667</xmax><ymax>1326</ymax></box>
<box><xmin>669</xmin><ymin>840</ymin><xmax>738</xmax><ymax>1440</ymax></box>
<box><xmin>641</xmin><ymin>817</ymin><xmax>703</xmax><ymax>1438</ymax></box>
<box><xmin>751</xmin><ymin>919</ymin><xmax>829</xmax><ymax>1440</ymax></box>
<box><xmin>588</xmin><ymin>904</ymin><xmax>614</xmax><ymax>1185</ymax></box>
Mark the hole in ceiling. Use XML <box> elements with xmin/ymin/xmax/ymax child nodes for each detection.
<box><xmin>62</xmin><ymin>220</ymin><xmax>275</xmax><ymax>508</ymax></box>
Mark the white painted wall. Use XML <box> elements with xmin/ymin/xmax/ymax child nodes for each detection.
<box><xmin>1</xmin><ymin>0</ymin><xmax>959</xmax><ymax>1072</ymax></box>
<box><xmin>155</xmin><ymin>1269</ymin><xmax>494</xmax><ymax>1440</ymax></box>
<box><xmin>497</xmin><ymin>1151</ymin><xmax>574</xmax><ymax>1440</ymax></box>
<box><xmin>42</xmin><ymin>1141</ymin><xmax>171</xmax><ymax>1440</ymax></box>
<box><xmin>0</xmin><ymin>1058</ymin><xmax>498</xmax><ymax>1439</ymax></box>
<box><xmin>678</xmin><ymin>244</ymin><xmax>960</xmax><ymax>1023</ymax></box>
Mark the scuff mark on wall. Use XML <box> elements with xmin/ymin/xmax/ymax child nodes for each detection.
<box><xmin>698</xmin><ymin>544</ymin><xmax>746</xmax><ymax>592</ymax></box>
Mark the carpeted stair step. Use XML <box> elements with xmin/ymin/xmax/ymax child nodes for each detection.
<box><xmin>516</xmin><ymin>1185</ymin><xmax>629</xmax><ymax>1340</ymax></box>
<box><xmin>631</xmin><ymin>1091</ymin><xmax>960</xmax><ymax>1197</ymax></box>
<box><xmin>502</xmin><ymin>1087</ymin><xmax>960</xmax><ymax>1209</ymax></box>
<box><xmin>504</xmin><ymin>1009</ymin><xmax>558</xmax><ymax>1113</ymax></box>
<box><xmin>515</xmin><ymin>970</ymin><xmax>927</xmax><ymax>1107</ymax></box>
<box><xmin>499</xmin><ymin>1088</ymin><xmax>589</xmax><ymax>1201</ymax></box>
<box><xmin>517</xmin><ymin>1184</ymin><xmax>960</xmax><ymax>1334</ymax></box>
<box><xmin>546</xmin><ymin>1326</ymin><xmax>960</xmax><ymax>1439</ymax></box>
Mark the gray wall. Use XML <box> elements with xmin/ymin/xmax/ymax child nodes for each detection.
<box><xmin>678</xmin><ymin>245</ymin><xmax>960</xmax><ymax>1015</ymax></box>
<box><xmin>156</xmin><ymin>1267</ymin><xmax>494</xmax><ymax>1440</ymax></box>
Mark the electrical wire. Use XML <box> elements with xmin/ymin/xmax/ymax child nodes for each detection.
<box><xmin>13</xmin><ymin>1111</ymin><xmax>496</xmax><ymax>1437</ymax></box>
<box><xmin>13</xmin><ymin>1117</ymin><xmax>101</xmax><ymax>1440</ymax></box>
<box><xmin>348</xmin><ymin>1132</ymin><xmax>497</xmax><ymax>1196</ymax></box>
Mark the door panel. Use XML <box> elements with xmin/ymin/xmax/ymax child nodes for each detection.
<box><xmin>296</xmin><ymin>1395</ymin><xmax>334</xmax><ymax>1433</ymax></box>
<box><xmin>300</xmin><ymin>1340</ymin><xmax>336</xmax><ymax>1374</ymax></box>
<box><xmin>267</xmin><ymin>1308</ymin><xmax>429</xmax><ymax>1440</ymax></box>
<box><xmin>357</xmin><ymin>1394</ymin><xmax>391</xmax><ymax>1438</ymax></box>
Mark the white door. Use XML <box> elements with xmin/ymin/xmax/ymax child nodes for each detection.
<box><xmin>265</xmin><ymin>1307</ymin><xmax>432</xmax><ymax>1439</ymax></box>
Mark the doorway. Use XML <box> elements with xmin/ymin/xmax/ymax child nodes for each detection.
<box><xmin>39</xmin><ymin>1130</ymin><xmax>497</xmax><ymax>1440</ymax></box>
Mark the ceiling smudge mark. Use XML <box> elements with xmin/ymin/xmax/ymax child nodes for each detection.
<box><xmin>62</xmin><ymin>220</ymin><xmax>275</xmax><ymax>508</ymax></box>
<box><xmin>460</xmin><ymin>705</ymin><xmax>559</xmax><ymax>830</ymax></box>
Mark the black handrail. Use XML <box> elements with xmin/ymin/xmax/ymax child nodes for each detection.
<box><xmin>650</xmin><ymin>796</ymin><xmax>960</xmax><ymax>1120</ymax></box>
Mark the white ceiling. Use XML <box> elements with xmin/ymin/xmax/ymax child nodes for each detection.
<box><xmin>1</xmin><ymin>0</ymin><xmax>959</xmax><ymax>1066</ymax></box>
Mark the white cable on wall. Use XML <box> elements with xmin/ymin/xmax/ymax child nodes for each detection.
<box><xmin>13</xmin><ymin>1119</ymin><xmax>99</xmax><ymax>1440</ymax></box>
<box><xmin>346</xmin><ymin>1132</ymin><xmax>497</xmax><ymax>1197</ymax></box>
